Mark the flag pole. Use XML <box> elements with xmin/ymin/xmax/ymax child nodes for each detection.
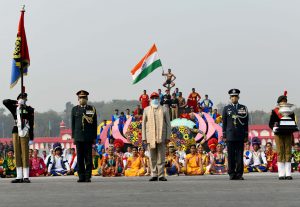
<box><xmin>20</xmin><ymin>5</ymin><xmax>25</xmax><ymax>96</ymax></box>
<box><xmin>20</xmin><ymin>5</ymin><xmax>25</xmax><ymax>129</ymax></box>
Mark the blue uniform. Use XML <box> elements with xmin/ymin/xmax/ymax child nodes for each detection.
<box><xmin>222</xmin><ymin>103</ymin><xmax>248</xmax><ymax>178</ymax></box>
<box><xmin>118</xmin><ymin>115</ymin><xmax>127</xmax><ymax>135</ymax></box>
<box><xmin>222</xmin><ymin>103</ymin><xmax>248</xmax><ymax>142</ymax></box>
<box><xmin>200</xmin><ymin>99</ymin><xmax>213</xmax><ymax>113</ymax></box>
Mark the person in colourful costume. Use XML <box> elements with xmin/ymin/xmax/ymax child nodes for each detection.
<box><xmin>124</xmin><ymin>147</ymin><xmax>145</xmax><ymax>177</ymax></box>
<box><xmin>165</xmin><ymin>143</ymin><xmax>180</xmax><ymax>176</ymax></box>
<box><xmin>245</xmin><ymin>137</ymin><xmax>267</xmax><ymax>172</ymax></box>
<box><xmin>197</xmin><ymin>144</ymin><xmax>209</xmax><ymax>173</ymax></box>
<box><xmin>200</xmin><ymin>95</ymin><xmax>213</xmax><ymax>113</ymax></box>
<box><xmin>118</xmin><ymin>112</ymin><xmax>127</xmax><ymax>136</ymax></box>
<box><xmin>139</xmin><ymin>90</ymin><xmax>150</xmax><ymax>109</ymax></box>
<box><xmin>187</xmin><ymin>88</ymin><xmax>201</xmax><ymax>113</ymax></box>
<box><xmin>243</xmin><ymin>141</ymin><xmax>252</xmax><ymax>173</ymax></box>
<box><xmin>292</xmin><ymin>143</ymin><xmax>300</xmax><ymax>172</ymax></box>
<box><xmin>211</xmin><ymin>143</ymin><xmax>228</xmax><ymax>175</ymax></box>
<box><xmin>184</xmin><ymin>145</ymin><xmax>203</xmax><ymax>175</ymax></box>
<box><xmin>48</xmin><ymin>143</ymin><xmax>70</xmax><ymax>176</ymax></box>
<box><xmin>29</xmin><ymin>149</ymin><xmax>47</xmax><ymax>177</ymax></box>
<box><xmin>102</xmin><ymin>147</ymin><xmax>120</xmax><ymax>177</ymax></box>
<box><xmin>114</xmin><ymin>139</ymin><xmax>125</xmax><ymax>175</ymax></box>
<box><xmin>206</xmin><ymin>138</ymin><xmax>218</xmax><ymax>174</ymax></box>
<box><xmin>2</xmin><ymin>149</ymin><xmax>16</xmax><ymax>178</ymax></box>
<box><xmin>139</xmin><ymin>147</ymin><xmax>150</xmax><ymax>176</ymax></box>
<box><xmin>265</xmin><ymin>142</ymin><xmax>278</xmax><ymax>172</ymax></box>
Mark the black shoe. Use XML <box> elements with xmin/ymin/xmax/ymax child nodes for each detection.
<box><xmin>149</xmin><ymin>177</ymin><xmax>158</xmax><ymax>181</ymax></box>
<box><xmin>229</xmin><ymin>175</ymin><xmax>236</xmax><ymax>180</ymax></box>
<box><xmin>77</xmin><ymin>179</ymin><xmax>85</xmax><ymax>183</ymax></box>
<box><xmin>11</xmin><ymin>179</ymin><xmax>23</xmax><ymax>183</ymax></box>
<box><xmin>23</xmin><ymin>178</ymin><xmax>31</xmax><ymax>183</ymax></box>
<box><xmin>279</xmin><ymin>177</ymin><xmax>285</xmax><ymax>180</ymax></box>
<box><xmin>235</xmin><ymin>176</ymin><xmax>244</xmax><ymax>180</ymax></box>
<box><xmin>159</xmin><ymin>177</ymin><xmax>168</xmax><ymax>181</ymax></box>
<box><xmin>286</xmin><ymin>176</ymin><xmax>293</xmax><ymax>180</ymax></box>
<box><xmin>85</xmin><ymin>178</ymin><xmax>91</xmax><ymax>182</ymax></box>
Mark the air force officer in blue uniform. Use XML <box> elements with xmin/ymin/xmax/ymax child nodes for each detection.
<box><xmin>222</xmin><ymin>89</ymin><xmax>249</xmax><ymax>180</ymax></box>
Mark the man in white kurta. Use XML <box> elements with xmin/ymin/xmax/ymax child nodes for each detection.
<box><xmin>142</xmin><ymin>92</ymin><xmax>171</xmax><ymax>181</ymax></box>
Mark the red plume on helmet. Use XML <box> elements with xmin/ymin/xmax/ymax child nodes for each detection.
<box><xmin>277</xmin><ymin>90</ymin><xmax>288</xmax><ymax>104</ymax></box>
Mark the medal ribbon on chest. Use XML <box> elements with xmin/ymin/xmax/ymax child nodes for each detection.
<box><xmin>81</xmin><ymin>107</ymin><xmax>96</xmax><ymax>131</ymax></box>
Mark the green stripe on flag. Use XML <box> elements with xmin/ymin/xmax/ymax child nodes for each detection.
<box><xmin>132</xmin><ymin>59</ymin><xmax>162</xmax><ymax>84</ymax></box>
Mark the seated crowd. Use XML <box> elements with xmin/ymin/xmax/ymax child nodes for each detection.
<box><xmin>1</xmin><ymin>138</ymin><xmax>299</xmax><ymax>178</ymax></box>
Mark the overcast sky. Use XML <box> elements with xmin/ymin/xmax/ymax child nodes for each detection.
<box><xmin>0</xmin><ymin>0</ymin><xmax>300</xmax><ymax>113</ymax></box>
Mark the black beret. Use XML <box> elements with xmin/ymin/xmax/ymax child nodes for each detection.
<box><xmin>17</xmin><ymin>93</ymin><xmax>27</xmax><ymax>100</ymax></box>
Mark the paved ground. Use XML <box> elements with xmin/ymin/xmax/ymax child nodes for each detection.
<box><xmin>0</xmin><ymin>173</ymin><xmax>300</xmax><ymax>207</ymax></box>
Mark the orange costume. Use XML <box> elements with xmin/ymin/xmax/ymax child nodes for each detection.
<box><xmin>139</xmin><ymin>94</ymin><xmax>150</xmax><ymax>109</ymax></box>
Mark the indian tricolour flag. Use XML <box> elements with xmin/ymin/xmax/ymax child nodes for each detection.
<box><xmin>131</xmin><ymin>44</ymin><xmax>162</xmax><ymax>84</ymax></box>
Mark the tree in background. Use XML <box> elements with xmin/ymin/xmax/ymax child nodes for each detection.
<box><xmin>34</xmin><ymin>110</ymin><xmax>61</xmax><ymax>137</ymax></box>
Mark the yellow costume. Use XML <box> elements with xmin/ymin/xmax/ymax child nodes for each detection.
<box><xmin>198</xmin><ymin>153</ymin><xmax>208</xmax><ymax>173</ymax></box>
<box><xmin>140</xmin><ymin>155</ymin><xmax>150</xmax><ymax>175</ymax></box>
<box><xmin>141</xmin><ymin>156</ymin><xmax>150</xmax><ymax>168</ymax></box>
<box><xmin>125</xmin><ymin>156</ymin><xmax>145</xmax><ymax>177</ymax></box>
<box><xmin>92</xmin><ymin>156</ymin><xmax>103</xmax><ymax>176</ymax></box>
<box><xmin>185</xmin><ymin>154</ymin><xmax>203</xmax><ymax>175</ymax></box>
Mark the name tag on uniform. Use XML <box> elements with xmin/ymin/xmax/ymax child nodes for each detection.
<box><xmin>227</xmin><ymin>109</ymin><xmax>232</xmax><ymax>115</ymax></box>
<box><xmin>86</xmin><ymin>110</ymin><xmax>94</xmax><ymax>115</ymax></box>
<box><xmin>238</xmin><ymin>109</ymin><xmax>246</xmax><ymax>114</ymax></box>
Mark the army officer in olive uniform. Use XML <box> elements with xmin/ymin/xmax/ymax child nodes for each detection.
<box><xmin>222</xmin><ymin>89</ymin><xmax>249</xmax><ymax>180</ymax></box>
<box><xmin>72</xmin><ymin>90</ymin><xmax>97</xmax><ymax>182</ymax></box>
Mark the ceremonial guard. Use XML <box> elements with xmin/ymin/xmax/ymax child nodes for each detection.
<box><xmin>3</xmin><ymin>93</ymin><xmax>34</xmax><ymax>183</ymax></box>
<box><xmin>72</xmin><ymin>90</ymin><xmax>97</xmax><ymax>182</ymax></box>
<box><xmin>269</xmin><ymin>91</ymin><xmax>297</xmax><ymax>180</ymax></box>
<box><xmin>222</xmin><ymin>89</ymin><xmax>248</xmax><ymax>180</ymax></box>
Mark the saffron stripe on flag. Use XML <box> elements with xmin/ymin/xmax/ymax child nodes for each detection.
<box><xmin>132</xmin><ymin>59</ymin><xmax>162</xmax><ymax>84</ymax></box>
<box><xmin>131</xmin><ymin>44</ymin><xmax>158</xmax><ymax>76</ymax></box>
